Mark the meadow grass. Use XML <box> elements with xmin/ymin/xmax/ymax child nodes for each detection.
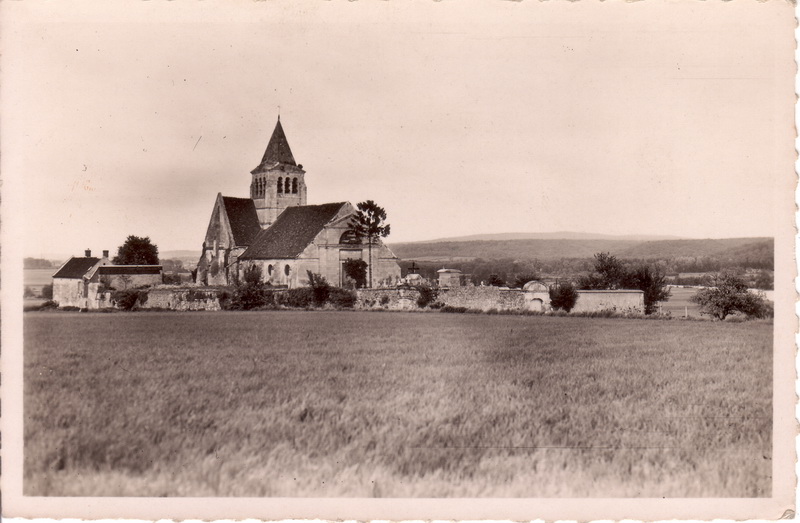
<box><xmin>24</xmin><ymin>310</ymin><xmax>772</xmax><ymax>497</ymax></box>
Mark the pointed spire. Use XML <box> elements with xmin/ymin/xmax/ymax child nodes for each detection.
<box><xmin>260</xmin><ymin>117</ymin><xmax>296</xmax><ymax>167</ymax></box>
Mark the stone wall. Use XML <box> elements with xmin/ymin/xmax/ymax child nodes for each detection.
<box><xmin>139</xmin><ymin>288</ymin><xmax>222</xmax><ymax>311</ymax></box>
<box><xmin>438</xmin><ymin>286</ymin><xmax>527</xmax><ymax>311</ymax></box>
<box><xmin>355</xmin><ymin>288</ymin><xmax>421</xmax><ymax>310</ymax></box>
<box><xmin>572</xmin><ymin>290</ymin><xmax>644</xmax><ymax>313</ymax></box>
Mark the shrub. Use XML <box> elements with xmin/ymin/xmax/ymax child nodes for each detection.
<box><xmin>549</xmin><ymin>281</ymin><xmax>579</xmax><ymax>312</ymax></box>
<box><xmin>416</xmin><ymin>285</ymin><xmax>438</xmax><ymax>308</ymax></box>
<box><xmin>112</xmin><ymin>289</ymin><xmax>147</xmax><ymax>310</ymax></box>
<box><xmin>41</xmin><ymin>284</ymin><xmax>53</xmax><ymax>300</ymax></box>
<box><xmin>24</xmin><ymin>286</ymin><xmax>36</xmax><ymax>298</ymax></box>
<box><xmin>379</xmin><ymin>295</ymin><xmax>390</xmax><ymax>306</ymax></box>
<box><xmin>306</xmin><ymin>271</ymin><xmax>330</xmax><ymax>307</ymax></box>
<box><xmin>243</xmin><ymin>264</ymin><xmax>263</xmax><ymax>286</ymax></box>
<box><xmin>328</xmin><ymin>288</ymin><xmax>357</xmax><ymax>308</ymax></box>
<box><xmin>227</xmin><ymin>284</ymin><xmax>274</xmax><ymax>311</ymax></box>
<box><xmin>278</xmin><ymin>288</ymin><xmax>314</xmax><ymax>308</ymax></box>
<box><xmin>162</xmin><ymin>273</ymin><xmax>183</xmax><ymax>285</ymax></box>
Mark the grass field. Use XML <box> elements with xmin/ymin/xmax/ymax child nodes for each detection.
<box><xmin>24</xmin><ymin>311</ymin><xmax>772</xmax><ymax>497</ymax></box>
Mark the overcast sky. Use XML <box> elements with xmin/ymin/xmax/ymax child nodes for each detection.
<box><xmin>2</xmin><ymin>0</ymin><xmax>794</xmax><ymax>259</ymax></box>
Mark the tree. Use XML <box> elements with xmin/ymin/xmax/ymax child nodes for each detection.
<box><xmin>512</xmin><ymin>273</ymin><xmax>540</xmax><ymax>289</ymax></box>
<box><xmin>549</xmin><ymin>281</ymin><xmax>579</xmax><ymax>312</ymax></box>
<box><xmin>342</xmin><ymin>259</ymin><xmax>368</xmax><ymax>289</ymax></box>
<box><xmin>113</xmin><ymin>235</ymin><xmax>159</xmax><ymax>265</ymax></box>
<box><xmin>691</xmin><ymin>272</ymin><xmax>770</xmax><ymax>320</ymax></box>
<box><xmin>581</xmin><ymin>252</ymin><xmax>626</xmax><ymax>289</ymax></box>
<box><xmin>624</xmin><ymin>264</ymin><xmax>672</xmax><ymax>315</ymax></box>
<box><xmin>346</xmin><ymin>200</ymin><xmax>391</xmax><ymax>288</ymax></box>
<box><xmin>487</xmin><ymin>274</ymin><xmax>505</xmax><ymax>287</ymax></box>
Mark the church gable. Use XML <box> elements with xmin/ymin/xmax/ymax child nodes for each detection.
<box><xmin>203</xmin><ymin>194</ymin><xmax>260</xmax><ymax>250</ymax></box>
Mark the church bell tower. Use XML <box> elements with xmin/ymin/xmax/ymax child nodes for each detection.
<box><xmin>250</xmin><ymin>117</ymin><xmax>307</xmax><ymax>228</ymax></box>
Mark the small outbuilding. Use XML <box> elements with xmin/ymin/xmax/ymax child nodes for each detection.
<box><xmin>52</xmin><ymin>249</ymin><xmax>162</xmax><ymax>309</ymax></box>
<box><xmin>437</xmin><ymin>268</ymin><xmax>463</xmax><ymax>288</ymax></box>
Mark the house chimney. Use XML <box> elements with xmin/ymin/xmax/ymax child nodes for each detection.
<box><xmin>102</xmin><ymin>250</ymin><xmax>109</xmax><ymax>259</ymax></box>
<box><xmin>85</xmin><ymin>249</ymin><xmax>92</xmax><ymax>257</ymax></box>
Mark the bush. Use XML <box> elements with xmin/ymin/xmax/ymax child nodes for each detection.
<box><xmin>41</xmin><ymin>284</ymin><xmax>53</xmax><ymax>300</ymax></box>
<box><xmin>24</xmin><ymin>286</ymin><xmax>36</xmax><ymax>298</ymax></box>
<box><xmin>243</xmin><ymin>264</ymin><xmax>263</xmax><ymax>286</ymax></box>
<box><xmin>328</xmin><ymin>288</ymin><xmax>357</xmax><ymax>308</ymax></box>
<box><xmin>112</xmin><ymin>289</ymin><xmax>147</xmax><ymax>310</ymax></box>
<box><xmin>549</xmin><ymin>281</ymin><xmax>579</xmax><ymax>312</ymax></box>
<box><xmin>162</xmin><ymin>273</ymin><xmax>183</xmax><ymax>285</ymax></box>
<box><xmin>416</xmin><ymin>285</ymin><xmax>439</xmax><ymax>308</ymax></box>
<box><xmin>379</xmin><ymin>295</ymin><xmax>390</xmax><ymax>306</ymax></box>
<box><xmin>306</xmin><ymin>271</ymin><xmax>330</xmax><ymax>307</ymax></box>
<box><xmin>278</xmin><ymin>288</ymin><xmax>314</xmax><ymax>308</ymax></box>
<box><xmin>226</xmin><ymin>284</ymin><xmax>274</xmax><ymax>311</ymax></box>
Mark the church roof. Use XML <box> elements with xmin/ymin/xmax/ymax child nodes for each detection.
<box><xmin>221</xmin><ymin>196</ymin><xmax>261</xmax><ymax>246</ymax></box>
<box><xmin>53</xmin><ymin>257</ymin><xmax>99</xmax><ymax>279</ymax></box>
<box><xmin>252</xmin><ymin>118</ymin><xmax>297</xmax><ymax>172</ymax></box>
<box><xmin>240</xmin><ymin>202</ymin><xmax>348</xmax><ymax>260</ymax></box>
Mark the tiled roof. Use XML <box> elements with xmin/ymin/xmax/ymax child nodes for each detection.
<box><xmin>253</xmin><ymin>118</ymin><xmax>296</xmax><ymax>172</ymax></box>
<box><xmin>221</xmin><ymin>196</ymin><xmax>261</xmax><ymax>246</ymax></box>
<box><xmin>53</xmin><ymin>257</ymin><xmax>99</xmax><ymax>279</ymax></box>
<box><xmin>98</xmin><ymin>265</ymin><xmax>162</xmax><ymax>275</ymax></box>
<box><xmin>240</xmin><ymin>203</ymin><xmax>347</xmax><ymax>260</ymax></box>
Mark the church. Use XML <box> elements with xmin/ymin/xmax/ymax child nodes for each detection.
<box><xmin>196</xmin><ymin>117</ymin><xmax>401</xmax><ymax>289</ymax></box>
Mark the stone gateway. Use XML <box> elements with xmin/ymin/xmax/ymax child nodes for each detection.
<box><xmin>197</xmin><ymin>117</ymin><xmax>401</xmax><ymax>288</ymax></box>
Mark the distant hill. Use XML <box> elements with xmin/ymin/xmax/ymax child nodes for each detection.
<box><xmin>421</xmin><ymin>232</ymin><xmax>683</xmax><ymax>243</ymax></box>
<box><xmin>160</xmin><ymin>250</ymin><xmax>201</xmax><ymax>263</ymax></box>
<box><xmin>388</xmin><ymin>237</ymin><xmax>773</xmax><ymax>263</ymax></box>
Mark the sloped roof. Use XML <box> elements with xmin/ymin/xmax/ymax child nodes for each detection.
<box><xmin>240</xmin><ymin>203</ymin><xmax>347</xmax><ymax>260</ymax></box>
<box><xmin>253</xmin><ymin>118</ymin><xmax>296</xmax><ymax>172</ymax></box>
<box><xmin>98</xmin><ymin>265</ymin><xmax>162</xmax><ymax>275</ymax></box>
<box><xmin>53</xmin><ymin>257</ymin><xmax>99</xmax><ymax>279</ymax></box>
<box><xmin>221</xmin><ymin>196</ymin><xmax>261</xmax><ymax>246</ymax></box>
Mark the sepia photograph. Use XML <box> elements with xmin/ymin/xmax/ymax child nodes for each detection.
<box><xmin>1</xmin><ymin>0</ymin><xmax>796</xmax><ymax>520</ymax></box>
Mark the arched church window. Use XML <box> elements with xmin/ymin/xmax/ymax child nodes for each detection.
<box><xmin>261</xmin><ymin>179</ymin><xmax>266</xmax><ymax>197</ymax></box>
<box><xmin>292</xmin><ymin>178</ymin><xmax>298</xmax><ymax>194</ymax></box>
<box><xmin>339</xmin><ymin>230</ymin><xmax>360</xmax><ymax>244</ymax></box>
<box><xmin>284</xmin><ymin>264</ymin><xmax>291</xmax><ymax>276</ymax></box>
<box><xmin>250</xmin><ymin>181</ymin><xmax>255</xmax><ymax>198</ymax></box>
<box><xmin>268</xmin><ymin>264</ymin><xmax>273</xmax><ymax>276</ymax></box>
<box><xmin>285</xmin><ymin>177</ymin><xmax>291</xmax><ymax>193</ymax></box>
<box><xmin>277</xmin><ymin>177</ymin><xmax>283</xmax><ymax>194</ymax></box>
